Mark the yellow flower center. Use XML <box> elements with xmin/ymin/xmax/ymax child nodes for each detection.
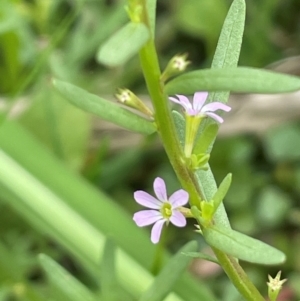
<box><xmin>161</xmin><ymin>202</ymin><xmax>172</xmax><ymax>219</ymax></box>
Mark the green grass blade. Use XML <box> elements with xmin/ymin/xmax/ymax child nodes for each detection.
<box><xmin>39</xmin><ymin>254</ymin><xmax>97</xmax><ymax>301</ymax></box>
<box><xmin>0</xmin><ymin>148</ymin><xmax>183</xmax><ymax>301</ymax></box>
<box><xmin>100</xmin><ymin>239</ymin><xmax>119</xmax><ymax>301</ymax></box>
<box><xmin>0</xmin><ymin>121</ymin><xmax>215</xmax><ymax>301</ymax></box>
<box><xmin>139</xmin><ymin>241</ymin><xmax>197</xmax><ymax>301</ymax></box>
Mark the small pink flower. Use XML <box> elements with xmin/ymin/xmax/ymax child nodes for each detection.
<box><xmin>133</xmin><ymin>177</ymin><xmax>189</xmax><ymax>244</ymax></box>
<box><xmin>169</xmin><ymin>92</ymin><xmax>231</xmax><ymax>123</ymax></box>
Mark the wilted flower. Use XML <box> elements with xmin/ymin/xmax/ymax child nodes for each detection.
<box><xmin>267</xmin><ymin>271</ymin><xmax>287</xmax><ymax>301</ymax></box>
<box><xmin>133</xmin><ymin>177</ymin><xmax>189</xmax><ymax>244</ymax></box>
<box><xmin>169</xmin><ymin>91</ymin><xmax>231</xmax><ymax>123</ymax></box>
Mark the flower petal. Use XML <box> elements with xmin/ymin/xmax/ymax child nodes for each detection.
<box><xmin>169</xmin><ymin>95</ymin><xmax>192</xmax><ymax>112</ymax></box>
<box><xmin>205</xmin><ymin>112</ymin><xmax>224</xmax><ymax>123</ymax></box>
<box><xmin>151</xmin><ymin>219</ymin><xmax>165</xmax><ymax>244</ymax></box>
<box><xmin>192</xmin><ymin>92</ymin><xmax>208</xmax><ymax>112</ymax></box>
<box><xmin>153</xmin><ymin>177</ymin><xmax>168</xmax><ymax>202</ymax></box>
<box><xmin>134</xmin><ymin>191</ymin><xmax>161</xmax><ymax>209</ymax></box>
<box><xmin>202</xmin><ymin>102</ymin><xmax>231</xmax><ymax>113</ymax></box>
<box><xmin>170</xmin><ymin>211</ymin><xmax>186</xmax><ymax>227</ymax></box>
<box><xmin>169</xmin><ymin>189</ymin><xmax>189</xmax><ymax>208</ymax></box>
<box><xmin>133</xmin><ymin>210</ymin><xmax>162</xmax><ymax>227</ymax></box>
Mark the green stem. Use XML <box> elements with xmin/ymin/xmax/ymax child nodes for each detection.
<box><xmin>213</xmin><ymin>248</ymin><xmax>265</xmax><ymax>301</ymax></box>
<box><xmin>138</xmin><ymin>10</ymin><xmax>265</xmax><ymax>301</ymax></box>
<box><xmin>139</xmin><ymin>42</ymin><xmax>202</xmax><ymax>207</ymax></box>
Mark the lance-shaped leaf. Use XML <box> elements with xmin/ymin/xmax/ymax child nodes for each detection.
<box><xmin>139</xmin><ymin>241</ymin><xmax>197</xmax><ymax>301</ymax></box>
<box><xmin>193</xmin><ymin>124</ymin><xmax>218</xmax><ymax>155</ymax></box>
<box><xmin>39</xmin><ymin>254</ymin><xmax>97</xmax><ymax>301</ymax></box>
<box><xmin>165</xmin><ymin>67</ymin><xmax>300</xmax><ymax>95</ymax></box>
<box><xmin>208</xmin><ymin>0</ymin><xmax>246</xmax><ymax>103</ymax></box>
<box><xmin>182</xmin><ymin>252</ymin><xmax>219</xmax><ymax>265</ymax></box>
<box><xmin>53</xmin><ymin>79</ymin><xmax>156</xmax><ymax>135</ymax></box>
<box><xmin>97</xmin><ymin>22</ymin><xmax>150</xmax><ymax>67</ymax></box>
<box><xmin>193</xmin><ymin>0</ymin><xmax>246</xmax><ymax>231</ymax></box>
<box><xmin>211</xmin><ymin>173</ymin><xmax>232</xmax><ymax>216</ymax></box>
<box><xmin>172</xmin><ymin>111</ymin><xmax>185</xmax><ymax>148</ymax></box>
<box><xmin>212</xmin><ymin>0</ymin><xmax>245</xmax><ymax>69</ymax></box>
<box><xmin>203</xmin><ymin>226</ymin><xmax>286</xmax><ymax>265</ymax></box>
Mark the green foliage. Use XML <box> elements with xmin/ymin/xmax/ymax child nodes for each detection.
<box><xmin>203</xmin><ymin>226</ymin><xmax>286</xmax><ymax>265</ymax></box>
<box><xmin>182</xmin><ymin>251</ymin><xmax>219</xmax><ymax>264</ymax></box>
<box><xmin>256</xmin><ymin>187</ymin><xmax>292</xmax><ymax>229</ymax></box>
<box><xmin>139</xmin><ymin>241</ymin><xmax>197</xmax><ymax>301</ymax></box>
<box><xmin>174</xmin><ymin>0</ymin><xmax>228</xmax><ymax>54</ymax></box>
<box><xmin>165</xmin><ymin>67</ymin><xmax>300</xmax><ymax>95</ymax></box>
<box><xmin>209</xmin><ymin>0</ymin><xmax>245</xmax><ymax>103</ymax></box>
<box><xmin>0</xmin><ymin>121</ymin><xmax>215</xmax><ymax>301</ymax></box>
<box><xmin>146</xmin><ymin>0</ymin><xmax>157</xmax><ymax>37</ymax></box>
<box><xmin>263</xmin><ymin>123</ymin><xmax>300</xmax><ymax>162</ymax></box>
<box><xmin>1</xmin><ymin>0</ymin><xmax>300</xmax><ymax>300</ymax></box>
<box><xmin>19</xmin><ymin>83</ymin><xmax>91</xmax><ymax>170</ymax></box>
<box><xmin>39</xmin><ymin>254</ymin><xmax>97</xmax><ymax>301</ymax></box>
<box><xmin>100</xmin><ymin>239</ymin><xmax>119</xmax><ymax>301</ymax></box>
<box><xmin>97</xmin><ymin>22</ymin><xmax>150</xmax><ymax>67</ymax></box>
<box><xmin>53</xmin><ymin>79</ymin><xmax>156</xmax><ymax>135</ymax></box>
<box><xmin>193</xmin><ymin>124</ymin><xmax>219</xmax><ymax>155</ymax></box>
<box><xmin>211</xmin><ymin>173</ymin><xmax>232</xmax><ymax>216</ymax></box>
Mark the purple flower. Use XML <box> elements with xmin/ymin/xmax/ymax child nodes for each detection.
<box><xmin>169</xmin><ymin>92</ymin><xmax>231</xmax><ymax>123</ymax></box>
<box><xmin>133</xmin><ymin>177</ymin><xmax>189</xmax><ymax>244</ymax></box>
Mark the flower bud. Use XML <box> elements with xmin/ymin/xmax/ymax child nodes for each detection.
<box><xmin>161</xmin><ymin>53</ymin><xmax>190</xmax><ymax>82</ymax></box>
<box><xmin>115</xmin><ymin>88</ymin><xmax>153</xmax><ymax>118</ymax></box>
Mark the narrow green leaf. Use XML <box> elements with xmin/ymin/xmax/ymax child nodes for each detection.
<box><xmin>39</xmin><ymin>254</ymin><xmax>97</xmax><ymax>301</ymax></box>
<box><xmin>100</xmin><ymin>239</ymin><xmax>119</xmax><ymax>301</ymax></box>
<box><xmin>165</xmin><ymin>67</ymin><xmax>300</xmax><ymax>95</ymax></box>
<box><xmin>97</xmin><ymin>22</ymin><xmax>150</xmax><ymax>67</ymax></box>
<box><xmin>193</xmin><ymin>124</ymin><xmax>218</xmax><ymax>155</ymax></box>
<box><xmin>182</xmin><ymin>252</ymin><xmax>219</xmax><ymax>265</ymax></box>
<box><xmin>209</xmin><ymin>0</ymin><xmax>246</xmax><ymax>103</ymax></box>
<box><xmin>212</xmin><ymin>173</ymin><xmax>232</xmax><ymax>214</ymax></box>
<box><xmin>192</xmin><ymin>1</ymin><xmax>246</xmax><ymax>233</ymax></box>
<box><xmin>212</xmin><ymin>0</ymin><xmax>245</xmax><ymax>69</ymax></box>
<box><xmin>203</xmin><ymin>226</ymin><xmax>286</xmax><ymax>265</ymax></box>
<box><xmin>53</xmin><ymin>79</ymin><xmax>156</xmax><ymax>135</ymax></box>
<box><xmin>146</xmin><ymin>0</ymin><xmax>157</xmax><ymax>37</ymax></box>
<box><xmin>172</xmin><ymin>111</ymin><xmax>185</xmax><ymax>148</ymax></box>
<box><xmin>139</xmin><ymin>241</ymin><xmax>197</xmax><ymax>301</ymax></box>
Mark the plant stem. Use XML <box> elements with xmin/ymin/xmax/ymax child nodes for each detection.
<box><xmin>138</xmin><ymin>18</ymin><xmax>265</xmax><ymax>301</ymax></box>
<box><xmin>213</xmin><ymin>248</ymin><xmax>265</xmax><ymax>301</ymax></box>
<box><xmin>139</xmin><ymin>42</ymin><xmax>202</xmax><ymax>207</ymax></box>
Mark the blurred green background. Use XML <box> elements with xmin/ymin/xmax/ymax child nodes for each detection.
<box><xmin>1</xmin><ymin>0</ymin><xmax>300</xmax><ymax>300</ymax></box>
